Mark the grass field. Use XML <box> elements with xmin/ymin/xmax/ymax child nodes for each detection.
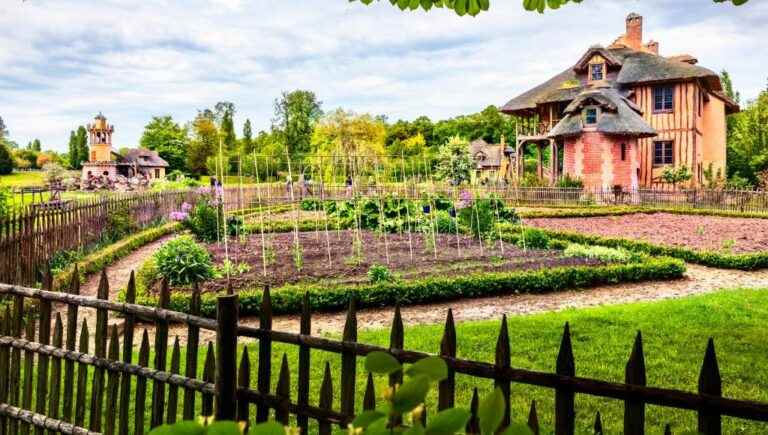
<box><xmin>13</xmin><ymin>289</ymin><xmax>768</xmax><ymax>434</ymax></box>
<box><xmin>0</xmin><ymin>171</ymin><xmax>46</xmax><ymax>187</ymax></box>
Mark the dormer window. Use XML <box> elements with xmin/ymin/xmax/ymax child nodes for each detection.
<box><xmin>589</xmin><ymin>63</ymin><xmax>605</xmax><ymax>81</ymax></box>
<box><xmin>584</xmin><ymin>107</ymin><xmax>599</xmax><ymax>125</ymax></box>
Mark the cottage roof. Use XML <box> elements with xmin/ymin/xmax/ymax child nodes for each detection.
<box><xmin>469</xmin><ymin>139</ymin><xmax>505</xmax><ymax>168</ymax></box>
<box><xmin>548</xmin><ymin>87</ymin><xmax>656</xmax><ymax>138</ymax></box>
<box><xmin>501</xmin><ymin>47</ymin><xmax>723</xmax><ymax>115</ymax></box>
<box><xmin>121</xmin><ymin>148</ymin><xmax>169</xmax><ymax>167</ymax></box>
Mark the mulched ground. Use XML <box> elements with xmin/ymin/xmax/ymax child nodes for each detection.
<box><xmin>201</xmin><ymin>230</ymin><xmax>600</xmax><ymax>292</ymax></box>
<box><xmin>526</xmin><ymin>212</ymin><xmax>768</xmax><ymax>254</ymax></box>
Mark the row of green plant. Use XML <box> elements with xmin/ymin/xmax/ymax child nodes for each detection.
<box><xmin>124</xmin><ymin>255</ymin><xmax>685</xmax><ymax>318</ymax></box>
<box><xmin>516</xmin><ymin>205</ymin><xmax>768</xmax><ymax>220</ymax></box>
<box><xmin>301</xmin><ymin>193</ymin><xmax>520</xmax><ymax>238</ymax></box>
<box><xmin>513</xmin><ymin>225</ymin><xmax>768</xmax><ymax>270</ymax></box>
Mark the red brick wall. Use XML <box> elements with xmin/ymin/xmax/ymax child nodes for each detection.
<box><xmin>563</xmin><ymin>132</ymin><xmax>638</xmax><ymax>190</ymax></box>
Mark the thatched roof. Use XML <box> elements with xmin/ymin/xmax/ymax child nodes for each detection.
<box><xmin>121</xmin><ymin>149</ymin><xmax>169</xmax><ymax>167</ymax></box>
<box><xmin>548</xmin><ymin>87</ymin><xmax>656</xmax><ymax>138</ymax></box>
<box><xmin>501</xmin><ymin>47</ymin><xmax>723</xmax><ymax>115</ymax></box>
<box><xmin>469</xmin><ymin>139</ymin><xmax>504</xmax><ymax>168</ymax></box>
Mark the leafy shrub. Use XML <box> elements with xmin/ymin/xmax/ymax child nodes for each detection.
<box><xmin>184</xmin><ymin>199</ymin><xmax>222</xmax><ymax>242</ymax></box>
<box><xmin>563</xmin><ymin>243</ymin><xmax>637</xmax><ymax>263</ymax></box>
<box><xmin>516</xmin><ymin>228</ymin><xmax>550</xmax><ymax>249</ymax></box>
<box><xmin>49</xmin><ymin>249</ymin><xmax>84</xmax><ymax>274</ymax></box>
<box><xmin>154</xmin><ymin>236</ymin><xmax>214</xmax><ymax>286</ymax></box>
<box><xmin>0</xmin><ymin>186</ymin><xmax>8</xmax><ymax>221</ymax></box>
<box><xmin>0</xmin><ymin>143</ymin><xmax>13</xmax><ymax>175</ymax></box>
<box><xmin>367</xmin><ymin>264</ymin><xmax>394</xmax><ymax>284</ymax></box>
<box><xmin>226</xmin><ymin>215</ymin><xmax>244</xmax><ymax>237</ymax></box>
<box><xmin>556</xmin><ymin>173</ymin><xmax>584</xmax><ymax>189</ymax></box>
<box><xmin>104</xmin><ymin>204</ymin><xmax>137</xmax><ymax>243</ymax></box>
<box><xmin>136</xmin><ymin>256</ymin><xmax>160</xmax><ymax>291</ymax></box>
<box><xmin>434</xmin><ymin>210</ymin><xmax>458</xmax><ymax>234</ymax></box>
<box><xmin>300</xmin><ymin>198</ymin><xmax>323</xmax><ymax>211</ymax></box>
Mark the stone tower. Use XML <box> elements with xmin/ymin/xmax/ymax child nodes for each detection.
<box><xmin>87</xmin><ymin>112</ymin><xmax>114</xmax><ymax>162</ymax></box>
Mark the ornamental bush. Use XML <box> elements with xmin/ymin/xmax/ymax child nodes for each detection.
<box><xmin>184</xmin><ymin>199</ymin><xmax>222</xmax><ymax>242</ymax></box>
<box><xmin>563</xmin><ymin>243</ymin><xmax>639</xmax><ymax>263</ymax></box>
<box><xmin>154</xmin><ymin>236</ymin><xmax>214</xmax><ymax>286</ymax></box>
<box><xmin>516</xmin><ymin>228</ymin><xmax>550</xmax><ymax>249</ymax></box>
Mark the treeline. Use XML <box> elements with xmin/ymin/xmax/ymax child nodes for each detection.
<box><xmin>0</xmin><ymin>116</ymin><xmax>64</xmax><ymax>174</ymax></box>
<box><xmin>137</xmin><ymin>90</ymin><xmax>517</xmax><ymax>182</ymax></box>
<box><xmin>721</xmin><ymin>71</ymin><xmax>768</xmax><ymax>189</ymax></box>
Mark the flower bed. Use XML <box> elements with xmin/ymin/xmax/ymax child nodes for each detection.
<box><xmin>524</xmin><ymin>212</ymin><xmax>768</xmax><ymax>270</ymax></box>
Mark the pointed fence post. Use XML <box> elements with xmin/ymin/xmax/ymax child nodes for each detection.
<box><xmin>297</xmin><ymin>292</ymin><xmax>312</xmax><ymax>433</ymax></box>
<box><xmin>215</xmin><ymin>294</ymin><xmax>239</xmax><ymax>421</ymax></box>
<box><xmin>256</xmin><ymin>286</ymin><xmax>272</xmax><ymax>423</ymax></box>
<box><xmin>594</xmin><ymin>412</ymin><xmax>603</xmax><ymax>435</ymax></box>
<box><xmin>275</xmin><ymin>354</ymin><xmax>291</xmax><ymax>425</ymax></box>
<box><xmin>61</xmin><ymin>267</ymin><xmax>79</xmax><ymax>424</ymax></box>
<box><xmin>151</xmin><ymin>279</ymin><xmax>170</xmax><ymax>428</ymax></box>
<box><xmin>528</xmin><ymin>401</ymin><xmax>540</xmax><ymax>435</ymax></box>
<box><xmin>89</xmin><ymin>270</ymin><xmax>110</xmax><ymax>432</ymax></box>
<box><xmin>624</xmin><ymin>331</ymin><xmax>646</xmax><ymax>435</ymax></box>
<box><xmin>167</xmin><ymin>337</ymin><xmax>181</xmax><ymax>424</ymax></box>
<box><xmin>466</xmin><ymin>388</ymin><xmax>480</xmax><ymax>434</ymax></box>
<box><xmin>318</xmin><ymin>362</ymin><xmax>333</xmax><ymax>435</ymax></box>
<box><xmin>74</xmin><ymin>321</ymin><xmax>89</xmax><ymax>429</ymax></box>
<box><xmin>183</xmin><ymin>283</ymin><xmax>202</xmax><ymax>421</ymax></box>
<box><xmin>363</xmin><ymin>373</ymin><xmax>376</xmax><ymax>411</ymax></box>
<box><xmin>105</xmin><ymin>326</ymin><xmax>121</xmax><ymax>435</ymax></box>
<box><xmin>495</xmin><ymin>315</ymin><xmax>511</xmax><ymax>428</ymax></box>
<box><xmin>34</xmin><ymin>272</ymin><xmax>52</xmax><ymax>435</ymax></box>
<box><xmin>340</xmin><ymin>293</ymin><xmax>358</xmax><ymax>423</ymax></box>
<box><xmin>555</xmin><ymin>323</ymin><xmax>575</xmax><ymax>435</ymax></box>
<box><xmin>135</xmin><ymin>330</ymin><xmax>150</xmax><ymax>435</ymax></box>
<box><xmin>439</xmin><ymin>309</ymin><xmax>456</xmax><ymax>411</ymax></box>
<box><xmin>390</xmin><ymin>305</ymin><xmax>404</xmax><ymax>426</ymax></box>
<box><xmin>698</xmin><ymin>338</ymin><xmax>722</xmax><ymax>435</ymax></box>
<box><xmin>119</xmin><ymin>272</ymin><xmax>136</xmax><ymax>435</ymax></box>
<box><xmin>202</xmin><ymin>342</ymin><xmax>216</xmax><ymax>417</ymax></box>
<box><xmin>237</xmin><ymin>347</ymin><xmax>251</xmax><ymax>427</ymax></box>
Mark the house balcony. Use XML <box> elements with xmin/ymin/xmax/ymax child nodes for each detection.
<box><xmin>516</xmin><ymin>119</ymin><xmax>562</xmax><ymax>142</ymax></box>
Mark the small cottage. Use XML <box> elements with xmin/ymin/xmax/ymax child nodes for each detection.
<box><xmin>81</xmin><ymin>113</ymin><xmax>168</xmax><ymax>186</ymax></box>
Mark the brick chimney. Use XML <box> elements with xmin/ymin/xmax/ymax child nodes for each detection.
<box><xmin>644</xmin><ymin>40</ymin><xmax>659</xmax><ymax>55</ymax></box>
<box><xmin>625</xmin><ymin>13</ymin><xmax>643</xmax><ymax>51</ymax></box>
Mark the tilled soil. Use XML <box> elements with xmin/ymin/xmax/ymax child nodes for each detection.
<box><xmin>201</xmin><ymin>230</ymin><xmax>600</xmax><ymax>292</ymax></box>
<box><xmin>526</xmin><ymin>212</ymin><xmax>768</xmax><ymax>254</ymax></box>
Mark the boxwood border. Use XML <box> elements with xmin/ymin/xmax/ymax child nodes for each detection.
<box><xmin>130</xmin><ymin>256</ymin><xmax>686</xmax><ymax>318</ymax></box>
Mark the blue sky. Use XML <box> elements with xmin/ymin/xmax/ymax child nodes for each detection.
<box><xmin>0</xmin><ymin>0</ymin><xmax>766</xmax><ymax>152</ymax></box>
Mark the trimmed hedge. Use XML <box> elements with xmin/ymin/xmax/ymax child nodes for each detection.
<box><xmin>518</xmin><ymin>206</ymin><xmax>768</xmax><ymax>220</ymax></box>
<box><xmin>52</xmin><ymin>222</ymin><xmax>181</xmax><ymax>291</ymax></box>
<box><xmin>522</xmin><ymin>226</ymin><xmax>768</xmax><ymax>270</ymax></box>
<box><xmin>131</xmin><ymin>256</ymin><xmax>686</xmax><ymax>318</ymax></box>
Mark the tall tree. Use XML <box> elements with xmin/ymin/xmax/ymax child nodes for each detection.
<box><xmin>0</xmin><ymin>116</ymin><xmax>8</xmax><ymax>142</ymax></box>
<box><xmin>140</xmin><ymin>116</ymin><xmax>188</xmax><ymax>172</ymax></box>
<box><xmin>309</xmin><ymin>109</ymin><xmax>386</xmax><ymax>179</ymax></box>
<box><xmin>0</xmin><ymin>142</ymin><xmax>13</xmax><ymax>175</ymax></box>
<box><xmin>728</xmin><ymin>89</ymin><xmax>768</xmax><ymax>186</ymax></box>
<box><xmin>434</xmin><ymin>136</ymin><xmax>472</xmax><ymax>185</ymax></box>
<box><xmin>76</xmin><ymin>126</ymin><xmax>89</xmax><ymax>165</ymax></box>
<box><xmin>242</xmin><ymin>119</ymin><xmax>253</xmax><ymax>153</ymax></box>
<box><xmin>186</xmin><ymin>111</ymin><xmax>219</xmax><ymax>175</ymax></box>
<box><xmin>272</xmin><ymin>90</ymin><xmax>323</xmax><ymax>161</ymax></box>
<box><xmin>67</xmin><ymin>130</ymin><xmax>79</xmax><ymax>169</ymax></box>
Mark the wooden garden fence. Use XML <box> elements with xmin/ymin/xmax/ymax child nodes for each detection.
<box><xmin>1</xmin><ymin>274</ymin><xmax>767</xmax><ymax>435</ymax></box>
<box><xmin>0</xmin><ymin>187</ymin><xmax>261</xmax><ymax>287</ymax></box>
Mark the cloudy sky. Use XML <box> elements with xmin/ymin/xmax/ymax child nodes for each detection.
<box><xmin>0</xmin><ymin>0</ymin><xmax>766</xmax><ymax>152</ymax></box>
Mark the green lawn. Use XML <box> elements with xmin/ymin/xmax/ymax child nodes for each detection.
<box><xmin>0</xmin><ymin>171</ymin><xmax>46</xmax><ymax>187</ymax></box>
<box><xmin>13</xmin><ymin>288</ymin><xmax>768</xmax><ymax>434</ymax></box>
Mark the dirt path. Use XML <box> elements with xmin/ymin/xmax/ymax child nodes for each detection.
<box><xmin>166</xmin><ymin>263</ymin><xmax>768</xmax><ymax>344</ymax></box>
<box><xmin>55</xmin><ymin>234</ymin><xmax>177</xmax><ymax>333</ymax></box>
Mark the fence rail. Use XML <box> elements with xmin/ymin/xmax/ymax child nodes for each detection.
<box><xmin>0</xmin><ymin>275</ymin><xmax>767</xmax><ymax>435</ymax></box>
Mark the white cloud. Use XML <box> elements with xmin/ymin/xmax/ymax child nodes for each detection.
<box><xmin>0</xmin><ymin>0</ymin><xmax>766</xmax><ymax>152</ymax></box>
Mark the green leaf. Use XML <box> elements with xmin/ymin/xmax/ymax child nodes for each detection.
<box><xmin>478</xmin><ymin>387</ymin><xmax>506</xmax><ymax>435</ymax></box>
<box><xmin>499</xmin><ymin>422</ymin><xmax>534</xmax><ymax>435</ymax></box>
<box><xmin>205</xmin><ymin>421</ymin><xmax>245</xmax><ymax>435</ymax></box>
<box><xmin>352</xmin><ymin>410</ymin><xmax>386</xmax><ymax>429</ymax></box>
<box><xmin>404</xmin><ymin>423</ymin><xmax>426</xmax><ymax>435</ymax></box>
<box><xmin>150</xmin><ymin>422</ymin><xmax>205</xmax><ymax>435</ymax></box>
<box><xmin>453</xmin><ymin>0</ymin><xmax>467</xmax><ymax>15</ymax></box>
<box><xmin>426</xmin><ymin>408</ymin><xmax>471</xmax><ymax>434</ymax></box>
<box><xmin>405</xmin><ymin>357</ymin><xmax>448</xmax><ymax>382</ymax></box>
<box><xmin>392</xmin><ymin>375</ymin><xmax>431</xmax><ymax>414</ymax></box>
<box><xmin>468</xmin><ymin>0</ymin><xmax>481</xmax><ymax>16</ymax></box>
<box><xmin>365</xmin><ymin>351</ymin><xmax>402</xmax><ymax>375</ymax></box>
<box><xmin>364</xmin><ymin>418</ymin><xmax>391</xmax><ymax>435</ymax></box>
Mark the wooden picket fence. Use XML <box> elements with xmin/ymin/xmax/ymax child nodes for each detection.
<box><xmin>0</xmin><ymin>273</ymin><xmax>767</xmax><ymax>435</ymax></box>
<box><xmin>0</xmin><ymin>187</ymin><xmax>265</xmax><ymax>287</ymax></box>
